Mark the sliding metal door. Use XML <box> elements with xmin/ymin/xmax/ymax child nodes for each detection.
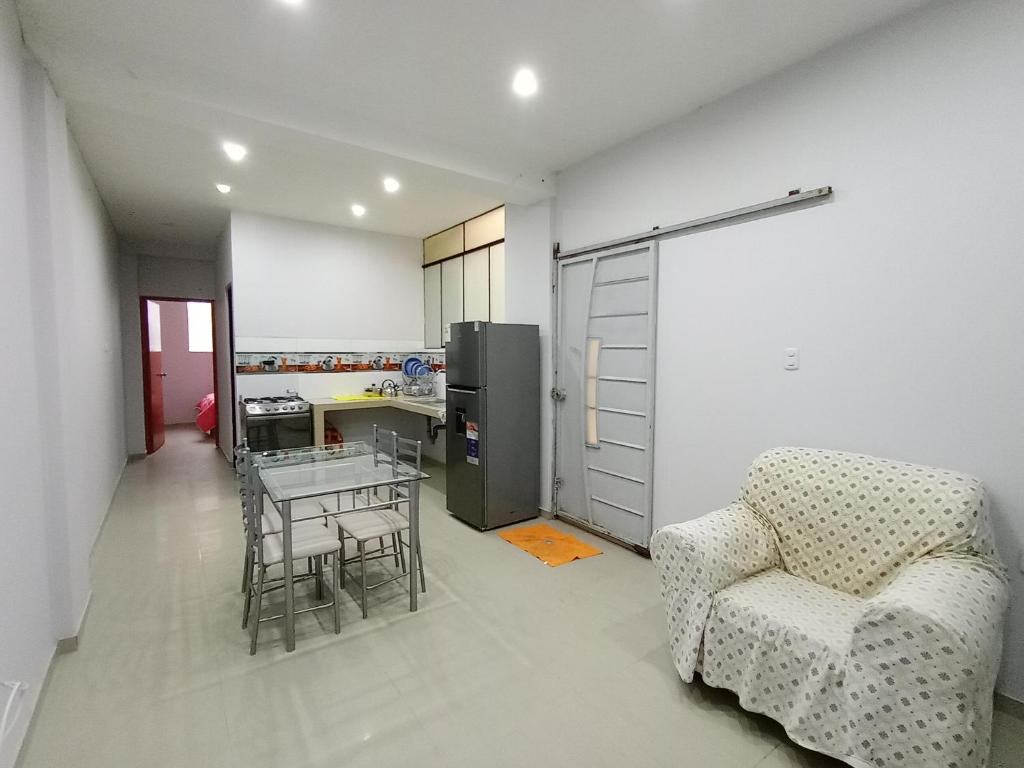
<box><xmin>553</xmin><ymin>243</ymin><xmax>658</xmax><ymax>548</ymax></box>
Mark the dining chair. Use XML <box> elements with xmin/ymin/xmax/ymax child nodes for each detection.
<box><xmin>237</xmin><ymin>444</ymin><xmax>343</xmax><ymax>654</ymax></box>
<box><xmin>241</xmin><ymin>486</ymin><xmax>343</xmax><ymax>655</ymax></box>
<box><xmin>332</xmin><ymin>428</ymin><xmax>426</xmax><ymax>618</ymax></box>
<box><xmin>237</xmin><ymin>445</ymin><xmax>332</xmax><ymax>597</ymax></box>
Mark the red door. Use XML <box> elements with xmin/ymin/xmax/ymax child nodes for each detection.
<box><xmin>141</xmin><ymin>299</ymin><xmax>166</xmax><ymax>453</ymax></box>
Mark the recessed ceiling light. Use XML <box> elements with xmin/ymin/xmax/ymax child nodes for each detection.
<box><xmin>351</xmin><ymin>204</ymin><xmax>366</xmax><ymax>217</ymax></box>
<box><xmin>382</xmin><ymin>176</ymin><xmax>401</xmax><ymax>193</ymax></box>
<box><xmin>512</xmin><ymin>67</ymin><xmax>538</xmax><ymax>97</ymax></box>
<box><xmin>222</xmin><ymin>141</ymin><xmax>248</xmax><ymax>162</ymax></box>
<box><xmin>279</xmin><ymin>0</ymin><xmax>304</xmax><ymax>5</ymax></box>
<box><xmin>216</xmin><ymin>183</ymin><xmax>231</xmax><ymax>194</ymax></box>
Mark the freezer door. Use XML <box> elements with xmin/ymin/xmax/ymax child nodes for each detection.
<box><xmin>446</xmin><ymin>321</ymin><xmax>485</xmax><ymax>387</ymax></box>
<box><xmin>445</xmin><ymin>386</ymin><xmax>486</xmax><ymax>529</ymax></box>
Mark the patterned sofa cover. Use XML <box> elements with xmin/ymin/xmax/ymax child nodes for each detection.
<box><xmin>651</xmin><ymin>447</ymin><xmax>1008</xmax><ymax>768</ymax></box>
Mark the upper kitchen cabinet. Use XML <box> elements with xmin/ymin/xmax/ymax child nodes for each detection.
<box><xmin>424</xmin><ymin>223</ymin><xmax>464</xmax><ymax>265</ymax></box>
<box><xmin>424</xmin><ymin>263</ymin><xmax>442</xmax><ymax>348</ymax></box>
<box><xmin>464</xmin><ymin>207</ymin><xmax>504</xmax><ymax>251</ymax></box>
<box><xmin>423</xmin><ymin>206</ymin><xmax>505</xmax><ymax>347</ymax></box>
<box><xmin>440</xmin><ymin>257</ymin><xmax>464</xmax><ymax>336</ymax></box>
<box><xmin>489</xmin><ymin>242</ymin><xmax>506</xmax><ymax>323</ymax></box>
<box><xmin>463</xmin><ymin>248</ymin><xmax>489</xmax><ymax>321</ymax></box>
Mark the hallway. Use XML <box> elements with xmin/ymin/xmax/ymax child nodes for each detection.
<box><xmin>16</xmin><ymin>429</ymin><xmax>1024</xmax><ymax>768</ymax></box>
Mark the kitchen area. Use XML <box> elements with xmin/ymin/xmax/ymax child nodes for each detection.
<box><xmin>227</xmin><ymin>204</ymin><xmax>542</xmax><ymax>531</ymax></box>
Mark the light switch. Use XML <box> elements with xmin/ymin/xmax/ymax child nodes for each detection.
<box><xmin>783</xmin><ymin>347</ymin><xmax>800</xmax><ymax>371</ymax></box>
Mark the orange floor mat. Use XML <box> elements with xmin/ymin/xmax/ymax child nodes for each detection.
<box><xmin>498</xmin><ymin>523</ymin><xmax>602</xmax><ymax>567</ymax></box>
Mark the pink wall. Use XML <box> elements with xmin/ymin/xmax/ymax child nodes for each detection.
<box><xmin>155</xmin><ymin>301</ymin><xmax>213</xmax><ymax>425</ymax></box>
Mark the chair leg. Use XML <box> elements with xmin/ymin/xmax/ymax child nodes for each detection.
<box><xmin>359</xmin><ymin>540</ymin><xmax>368</xmax><ymax>620</ymax></box>
<box><xmin>339</xmin><ymin>536</ymin><xmax>346</xmax><ymax>589</ymax></box>
<box><xmin>332</xmin><ymin>550</ymin><xmax>341</xmax><ymax>634</ymax></box>
<box><xmin>242</xmin><ymin>558</ymin><xmax>254</xmax><ymax>629</ymax></box>
<box><xmin>241</xmin><ymin>546</ymin><xmax>253</xmax><ymax>595</ymax></box>
<box><xmin>249</xmin><ymin>566</ymin><xmax>265</xmax><ymax>655</ymax></box>
<box><xmin>315</xmin><ymin>555</ymin><xmax>324</xmax><ymax>600</ymax></box>
<box><xmin>391</xmin><ymin>533</ymin><xmax>402</xmax><ymax>568</ymax></box>
<box><xmin>417</xmin><ymin>538</ymin><xmax>426</xmax><ymax>593</ymax></box>
<box><xmin>397</xmin><ymin>532</ymin><xmax>407</xmax><ymax>573</ymax></box>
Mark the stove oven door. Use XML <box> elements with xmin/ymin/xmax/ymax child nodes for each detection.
<box><xmin>245</xmin><ymin>412</ymin><xmax>313</xmax><ymax>452</ymax></box>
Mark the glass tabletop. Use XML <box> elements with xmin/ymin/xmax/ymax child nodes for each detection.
<box><xmin>252</xmin><ymin>441</ymin><xmax>372</xmax><ymax>469</ymax></box>
<box><xmin>256</xmin><ymin>442</ymin><xmax>429</xmax><ymax>503</ymax></box>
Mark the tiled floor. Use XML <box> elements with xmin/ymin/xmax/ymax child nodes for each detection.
<box><xmin>17</xmin><ymin>427</ymin><xmax>1024</xmax><ymax>767</ymax></box>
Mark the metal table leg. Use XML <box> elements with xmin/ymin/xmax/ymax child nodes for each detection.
<box><xmin>408</xmin><ymin>479</ymin><xmax>419</xmax><ymax>612</ymax></box>
<box><xmin>282</xmin><ymin>499</ymin><xmax>295</xmax><ymax>651</ymax></box>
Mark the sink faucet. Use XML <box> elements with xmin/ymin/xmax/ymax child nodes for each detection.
<box><xmin>380</xmin><ymin>379</ymin><xmax>399</xmax><ymax>397</ymax></box>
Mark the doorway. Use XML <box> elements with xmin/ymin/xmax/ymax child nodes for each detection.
<box><xmin>553</xmin><ymin>242</ymin><xmax>658</xmax><ymax>549</ymax></box>
<box><xmin>140</xmin><ymin>297</ymin><xmax>218</xmax><ymax>454</ymax></box>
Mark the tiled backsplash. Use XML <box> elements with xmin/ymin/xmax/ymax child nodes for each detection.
<box><xmin>235</xmin><ymin>351</ymin><xmax>445</xmax><ymax>375</ymax></box>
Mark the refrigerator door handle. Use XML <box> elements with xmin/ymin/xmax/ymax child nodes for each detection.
<box><xmin>446</xmin><ymin>386</ymin><xmax>479</xmax><ymax>394</ymax></box>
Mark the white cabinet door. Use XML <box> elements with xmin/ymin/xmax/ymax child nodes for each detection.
<box><xmin>423</xmin><ymin>263</ymin><xmax>442</xmax><ymax>348</ymax></box>
<box><xmin>441</xmin><ymin>256</ymin><xmax>464</xmax><ymax>338</ymax></box>
<box><xmin>463</xmin><ymin>247</ymin><xmax>490</xmax><ymax>321</ymax></box>
<box><xmin>489</xmin><ymin>243</ymin><xmax>506</xmax><ymax>323</ymax></box>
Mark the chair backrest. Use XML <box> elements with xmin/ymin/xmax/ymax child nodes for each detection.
<box><xmin>395</xmin><ymin>435</ymin><xmax>422</xmax><ymax>473</ymax></box>
<box><xmin>741</xmin><ymin>447</ymin><xmax>995</xmax><ymax>597</ymax></box>
<box><xmin>369</xmin><ymin>425</ymin><xmax>421</xmax><ymax>502</ymax></box>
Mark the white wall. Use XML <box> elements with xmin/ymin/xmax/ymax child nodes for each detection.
<box><xmin>230</xmin><ymin>211</ymin><xmax>423</xmax><ymax>351</ymax></box>
<box><xmin>504</xmin><ymin>201</ymin><xmax>555</xmax><ymax>512</ymax></box>
<box><xmin>553</xmin><ymin>0</ymin><xmax>1024</xmax><ymax>699</ymax></box>
<box><xmin>228</xmin><ymin>211</ymin><xmax>427</xmax><ymax>445</ymax></box>
<box><xmin>119</xmin><ymin>247</ymin><xmax>216</xmax><ymax>454</ymax></box>
<box><xmin>0</xmin><ymin>2</ymin><xmax>126</xmax><ymax>762</ymax></box>
<box><xmin>214</xmin><ymin>225</ymin><xmax>235</xmax><ymax>460</ymax></box>
<box><xmin>0</xmin><ymin>6</ymin><xmax>53</xmax><ymax>764</ymax></box>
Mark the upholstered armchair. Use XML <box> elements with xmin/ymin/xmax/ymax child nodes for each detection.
<box><xmin>652</xmin><ymin>447</ymin><xmax>1008</xmax><ymax>768</ymax></box>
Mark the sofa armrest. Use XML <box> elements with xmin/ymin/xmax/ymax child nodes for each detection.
<box><xmin>651</xmin><ymin>501</ymin><xmax>780</xmax><ymax>681</ymax></box>
<box><xmin>847</xmin><ymin>556</ymin><xmax>1008</xmax><ymax>765</ymax></box>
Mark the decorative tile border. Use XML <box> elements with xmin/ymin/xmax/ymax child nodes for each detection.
<box><xmin>235</xmin><ymin>351</ymin><xmax>445</xmax><ymax>375</ymax></box>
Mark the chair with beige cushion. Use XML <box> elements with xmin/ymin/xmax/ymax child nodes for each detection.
<box><xmin>651</xmin><ymin>447</ymin><xmax>1008</xmax><ymax>768</ymax></box>
<box><xmin>324</xmin><ymin>427</ymin><xmax>426</xmax><ymax>618</ymax></box>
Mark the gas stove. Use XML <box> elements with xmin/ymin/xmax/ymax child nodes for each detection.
<box><xmin>241</xmin><ymin>395</ymin><xmax>310</xmax><ymax>416</ymax></box>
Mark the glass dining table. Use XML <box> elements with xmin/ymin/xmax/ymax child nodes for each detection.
<box><xmin>249</xmin><ymin>442</ymin><xmax>429</xmax><ymax>651</ymax></box>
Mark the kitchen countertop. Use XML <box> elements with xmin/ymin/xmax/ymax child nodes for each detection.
<box><xmin>309</xmin><ymin>394</ymin><xmax>445</xmax><ymax>445</ymax></box>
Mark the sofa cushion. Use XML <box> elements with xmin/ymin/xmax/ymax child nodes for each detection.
<box><xmin>703</xmin><ymin>569</ymin><xmax>864</xmax><ymax>758</ymax></box>
<box><xmin>740</xmin><ymin>447</ymin><xmax>992</xmax><ymax>597</ymax></box>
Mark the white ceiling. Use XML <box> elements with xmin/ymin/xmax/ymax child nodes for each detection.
<box><xmin>17</xmin><ymin>0</ymin><xmax>932</xmax><ymax>245</ymax></box>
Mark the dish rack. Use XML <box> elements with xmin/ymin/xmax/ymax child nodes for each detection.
<box><xmin>402</xmin><ymin>369</ymin><xmax>435</xmax><ymax>396</ymax></box>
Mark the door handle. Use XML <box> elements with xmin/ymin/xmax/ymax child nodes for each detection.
<box><xmin>158</xmin><ymin>372</ymin><xmax>168</xmax><ymax>377</ymax></box>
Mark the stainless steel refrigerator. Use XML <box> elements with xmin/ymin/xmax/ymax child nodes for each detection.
<box><xmin>445</xmin><ymin>321</ymin><xmax>540</xmax><ymax>530</ymax></box>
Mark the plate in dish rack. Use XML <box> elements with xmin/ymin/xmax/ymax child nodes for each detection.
<box><xmin>403</xmin><ymin>357</ymin><xmax>423</xmax><ymax>376</ymax></box>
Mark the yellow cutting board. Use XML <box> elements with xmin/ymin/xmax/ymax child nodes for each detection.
<box><xmin>331</xmin><ymin>393</ymin><xmax>386</xmax><ymax>401</ymax></box>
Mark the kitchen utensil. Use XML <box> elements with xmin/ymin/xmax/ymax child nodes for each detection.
<box><xmin>403</xmin><ymin>356</ymin><xmax>423</xmax><ymax>376</ymax></box>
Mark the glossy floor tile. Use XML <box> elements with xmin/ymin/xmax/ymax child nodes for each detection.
<box><xmin>17</xmin><ymin>427</ymin><xmax>1023</xmax><ymax>767</ymax></box>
